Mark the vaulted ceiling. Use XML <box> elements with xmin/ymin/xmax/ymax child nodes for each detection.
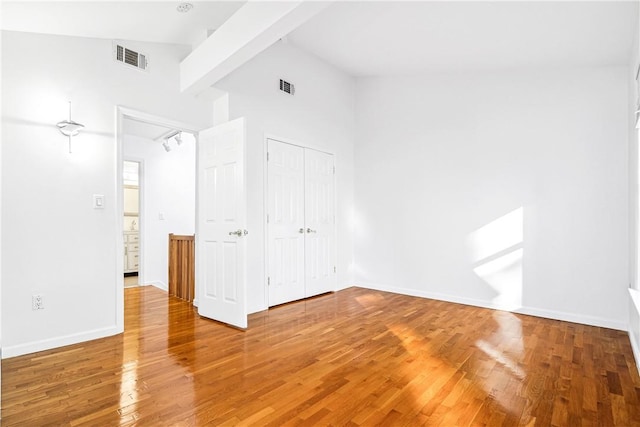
<box><xmin>3</xmin><ymin>1</ymin><xmax>637</xmax><ymax>138</ymax></box>
<box><xmin>2</xmin><ymin>1</ymin><xmax>637</xmax><ymax>77</ymax></box>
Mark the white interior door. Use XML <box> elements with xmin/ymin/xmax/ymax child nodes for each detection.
<box><xmin>267</xmin><ymin>140</ymin><xmax>306</xmax><ymax>306</ymax></box>
<box><xmin>304</xmin><ymin>148</ymin><xmax>335</xmax><ymax>297</ymax></box>
<box><xmin>197</xmin><ymin>118</ymin><xmax>247</xmax><ymax>328</ymax></box>
<box><xmin>266</xmin><ymin>140</ymin><xmax>336</xmax><ymax>306</ymax></box>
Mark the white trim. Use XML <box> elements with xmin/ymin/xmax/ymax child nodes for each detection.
<box><xmin>117</xmin><ymin>107</ymin><xmax>201</xmax><ymax>135</ymax></box>
<box><xmin>264</xmin><ymin>133</ymin><xmax>334</xmax><ymax>157</ymax></box>
<box><xmin>629</xmin><ymin>328</ymin><xmax>640</xmax><ymax>377</ymax></box>
<box><xmin>262</xmin><ymin>136</ymin><xmax>269</xmax><ymax>310</ymax></box>
<box><xmin>356</xmin><ymin>282</ymin><xmax>628</xmax><ymax>331</ymax></box>
<box><xmin>2</xmin><ymin>326</ymin><xmax>120</xmax><ymax>359</ymax></box>
<box><xmin>115</xmin><ymin>108</ymin><xmax>126</xmax><ymax>335</ymax></box>
<box><xmin>629</xmin><ymin>288</ymin><xmax>640</xmax><ymax>376</ymax></box>
<box><xmin>145</xmin><ymin>281</ymin><xmax>168</xmax><ymax>292</ymax></box>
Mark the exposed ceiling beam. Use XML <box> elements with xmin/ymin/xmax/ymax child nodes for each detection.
<box><xmin>180</xmin><ymin>1</ymin><xmax>331</xmax><ymax>95</ymax></box>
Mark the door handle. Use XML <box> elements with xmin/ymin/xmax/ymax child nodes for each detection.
<box><xmin>299</xmin><ymin>228</ymin><xmax>305</xmax><ymax>234</ymax></box>
<box><xmin>229</xmin><ymin>229</ymin><xmax>249</xmax><ymax>237</ymax></box>
<box><xmin>306</xmin><ymin>228</ymin><xmax>316</xmax><ymax>233</ymax></box>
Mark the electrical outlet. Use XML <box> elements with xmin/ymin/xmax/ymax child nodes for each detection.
<box><xmin>32</xmin><ymin>294</ymin><xmax>44</xmax><ymax>310</ymax></box>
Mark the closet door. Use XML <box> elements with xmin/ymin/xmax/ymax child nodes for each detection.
<box><xmin>267</xmin><ymin>140</ymin><xmax>306</xmax><ymax>306</ymax></box>
<box><xmin>304</xmin><ymin>149</ymin><xmax>336</xmax><ymax>297</ymax></box>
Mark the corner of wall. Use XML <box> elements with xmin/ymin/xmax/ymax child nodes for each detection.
<box><xmin>629</xmin><ymin>289</ymin><xmax>640</xmax><ymax>375</ymax></box>
<box><xmin>147</xmin><ymin>281</ymin><xmax>168</xmax><ymax>292</ymax></box>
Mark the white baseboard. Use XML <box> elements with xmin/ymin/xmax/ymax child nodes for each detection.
<box><xmin>2</xmin><ymin>325</ymin><xmax>120</xmax><ymax>359</ymax></box>
<box><xmin>356</xmin><ymin>282</ymin><xmax>627</xmax><ymax>331</ymax></box>
<box><xmin>630</xmin><ymin>328</ymin><xmax>640</xmax><ymax>377</ymax></box>
<box><xmin>144</xmin><ymin>281</ymin><xmax>167</xmax><ymax>291</ymax></box>
<box><xmin>336</xmin><ymin>282</ymin><xmax>356</xmax><ymax>292</ymax></box>
<box><xmin>629</xmin><ymin>289</ymin><xmax>640</xmax><ymax>376</ymax></box>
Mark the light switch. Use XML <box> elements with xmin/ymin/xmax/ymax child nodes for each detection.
<box><xmin>93</xmin><ymin>194</ymin><xmax>105</xmax><ymax>209</ymax></box>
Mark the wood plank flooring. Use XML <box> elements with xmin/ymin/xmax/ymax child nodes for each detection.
<box><xmin>3</xmin><ymin>286</ymin><xmax>640</xmax><ymax>426</ymax></box>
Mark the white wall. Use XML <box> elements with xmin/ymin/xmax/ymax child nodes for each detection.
<box><xmin>0</xmin><ymin>20</ymin><xmax>3</xmax><ymax>415</ymax></box>
<box><xmin>215</xmin><ymin>41</ymin><xmax>356</xmax><ymax>314</ymax></box>
<box><xmin>1</xmin><ymin>31</ymin><xmax>212</xmax><ymax>357</ymax></box>
<box><xmin>628</xmin><ymin>8</ymin><xmax>640</xmax><ymax>370</ymax></box>
<box><xmin>355</xmin><ymin>67</ymin><xmax>629</xmax><ymax>329</ymax></box>
<box><xmin>124</xmin><ymin>133</ymin><xmax>196</xmax><ymax>290</ymax></box>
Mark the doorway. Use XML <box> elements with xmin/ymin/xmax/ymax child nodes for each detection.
<box><xmin>116</xmin><ymin>107</ymin><xmax>200</xmax><ymax>331</ymax></box>
<box><xmin>123</xmin><ymin>160</ymin><xmax>141</xmax><ymax>287</ymax></box>
<box><xmin>266</xmin><ymin>138</ymin><xmax>337</xmax><ymax>307</ymax></box>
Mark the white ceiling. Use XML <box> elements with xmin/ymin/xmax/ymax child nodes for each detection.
<box><xmin>0</xmin><ymin>1</ymin><xmax>245</xmax><ymax>47</ymax></box>
<box><xmin>1</xmin><ymin>1</ymin><xmax>636</xmax><ymax>76</ymax></box>
<box><xmin>287</xmin><ymin>1</ymin><xmax>638</xmax><ymax>76</ymax></box>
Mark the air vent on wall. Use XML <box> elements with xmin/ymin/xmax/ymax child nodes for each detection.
<box><xmin>279</xmin><ymin>79</ymin><xmax>295</xmax><ymax>95</ymax></box>
<box><xmin>114</xmin><ymin>43</ymin><xmax>148</xmax><ymax>71</ymax></box>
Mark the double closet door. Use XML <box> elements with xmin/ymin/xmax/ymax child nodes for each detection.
<box><xmin>267</xmin><ymin>139</ymin><xmax>336</xmax><ymax>307</ymax></box>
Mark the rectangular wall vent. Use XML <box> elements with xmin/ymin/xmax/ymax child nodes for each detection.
<box><xmin>114</xmin><ymin>44</ymin><xmax>148</xmax><ymax>71</ymax></box>
<box><xmin>279</xmin><ymin>79</ymin><xmax>295</xmax><ymax>95</ymax></box>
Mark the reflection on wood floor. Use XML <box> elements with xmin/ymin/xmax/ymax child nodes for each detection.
<box><xmin>124</xmin><ymin>274</ymin><xmax>138</xmax><ymax>287</ymax></box>
<box><xmin>2</xmin><ymin>286</ymin><xmax>640</xmax><ymax>425</ymax></box>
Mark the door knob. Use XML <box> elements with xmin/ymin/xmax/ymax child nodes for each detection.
<box><xmin>299</xmin><ymin>228</ymin><xmax>305</xmax><ymax>234</ymax></box>
<box><xmin>306</xmin><ymin>228</ymin><xmax>316</xmax><ymax>233</ymax></box>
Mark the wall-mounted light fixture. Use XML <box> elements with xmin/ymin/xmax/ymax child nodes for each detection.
<box><xmin>162</xmin><ymin>139</ymin><xmax>172</xmax><ymax>152</ymax></box>
<box><xmin>56</xmin><ymin>101</ymin><xmax>85</xmax><ymax>153</ymax></box>
<box><xmin>175</xmin><ymin>131</ymin><xmax>183</xmax><ymax>145</ymax></box>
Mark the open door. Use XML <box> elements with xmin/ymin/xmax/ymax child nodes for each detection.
<box><xmin>196</xmin><ymin>118</ymin><xmax>247</xmax><ymax>328</ymax></box>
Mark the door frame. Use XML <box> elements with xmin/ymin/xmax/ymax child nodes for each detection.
<box><xmin>263</xmin><ymin>134</ymin><xmax>338</xmax><ymax>309</ymax></box>
<box><xmin>115</xmin><ymin>106</ymin><xmax>200</xmax><ymax>332</ymax></box>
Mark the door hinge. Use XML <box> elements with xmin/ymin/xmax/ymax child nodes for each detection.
<box><xmin>268</xmin><ymin>277</ymin><xmax>271</xmax><ymax>286</ymax></box>
<box><xmin>266</xmin><ymin>152</ymin><xmax>270</xmax><ymax>161</ymax></box>
<box><xmin>333</xmin><ymin>165</ymin><xmax>335</xmax><ymax>174</ymax></box>
<box><xmin>267</xmin><ymin>214</ymin><xmax>269</xmax><ymax>224</ymax></box>
<box><xmin>333</xmin><ymin>266</ymin><xmax>336</xmax><ymax>273</ymax></box>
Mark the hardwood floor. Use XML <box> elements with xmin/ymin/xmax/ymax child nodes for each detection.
<box><xmin>3</xmin><ymin>286</ymin><xmax>640</xmax><ymax>426</ymax></box>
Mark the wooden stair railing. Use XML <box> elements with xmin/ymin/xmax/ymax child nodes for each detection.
<box><xmin>168</xmin><ymin>234</ymin><xmax>195</xmax><ymax>303</ymax></box>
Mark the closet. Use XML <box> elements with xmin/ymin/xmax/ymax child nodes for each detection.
<box><xmin>267</xmin><ymin>139</ymin><xmax>336</xmax><ymax>306</ymax></box>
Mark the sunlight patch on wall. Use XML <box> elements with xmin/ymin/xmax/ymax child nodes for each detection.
<box><xmin>468</xmin><ymin>207</ymin><xmax>523</xmax><ymax>263</ymax></box>
<box><xmin>473</xmin><ymin>249</ymin><xmax>523</xmax><ymax>311</ymax></box>
<box><xmin>468</xmin><ymin>207</ymin><xmax>524</xmax><ymax>311</ymax></box>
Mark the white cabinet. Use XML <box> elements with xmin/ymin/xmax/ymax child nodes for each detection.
<box><xmin>124</xmin><ymin>231</ymin><xmax>139</xmax><ymax>273</ymax></box>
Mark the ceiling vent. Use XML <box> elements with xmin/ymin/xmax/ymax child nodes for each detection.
<box><xmin>279</xmin><ymin>79</ymin><xmax>295</xmax><ymax>95</ymax></box>
<box><xmin>114</xmin><ymin>43</ymin><xmax>148</xmax><ymax>71</ymax></box>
